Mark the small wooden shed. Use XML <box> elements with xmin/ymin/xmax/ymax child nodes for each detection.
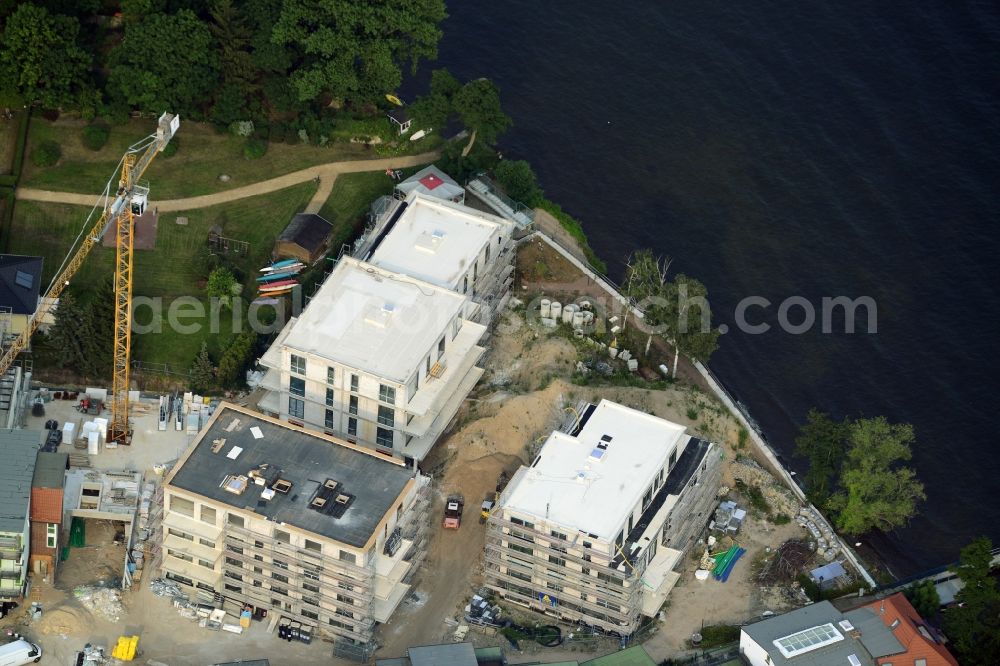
<box><xmin>387</xmin><ymin>108</ymin><xmax>412</xmax><ymax>135</ymax></box>
<box><xmin>274</xmin><ymin>213</ymin><xmax>333</xmax><ymax>264</ymax></box>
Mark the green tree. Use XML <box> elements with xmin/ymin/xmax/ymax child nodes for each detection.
<box><xmin>827</xmin><ymin>417</ymin><xmax>925</xmax><ymax>534</ymax></box>
<box><xmin>45</xmin><ymin>292</ymin><xmax>88</xmax><ymax>371</ymax></box>
<box><xmin>190</xmin><ymin>341</ymin><xmax>215</xmax><ymax>393</ymax></box>
<box><xmin>207</xmin><ymin>0</ymin><xmax>256</xmax><ymax>124</ymax></box>
<box><xmin>944</xmin><ymin>537</ymin><xmax>1000</xmax><ymax>665</ymax></box>
<box><xmin>624</xmin><ymin>249</ymin><xmax>671</xmax><ymax>356</ymax></box>
<box><xmin>206</xmin><ymin>267</ymin><xmax>238</xmax><ymax>310</ymax></box>
<box><xmin>663</xmin><ymin>274</ymin><xmax>720</xmax><ymax>376</ymax></box>
<box><xmin>430</xmin><ymin>68</ymin><xmax>461</xmax><ymax>98</ymax></box>
<box><xmin>453</xmin><ymin>78</ymin><xmax>511</xmax><ymax>150</ymax></box>
<box><xmin>622</xmin><ymin>254</ymin><xmax>720</xmax><ymax>375</ymax></box>
<box><xmin>271</xmin><ymin>0</ymin><xmax>446</xmax><ymax>104</ymax></box>
<box><xmin>904</xmin><ymin>579</ymin><xmax>941</xmax><ymax>620</ymax></box>
<box><xmin>217</xmin><ymin>330</ymin><xmax>257</xmax><ymax>387</ymax></box>
<box><xmin>87</xmin><ymin>279</ymin><xmax>115</xmax><ymax>378</ymax></box>
<box><xmin>0</xmin><ymin>3</ymin><xmax>92</xmax><ymax>108</ymax></box>
<box><xmin>494</xmin><ymin>160</ymin><xmax>542</xmax><ymax>205</ymax></box>
<box><xmin>794</xmin><ymin>409</ymin><xmax>849</xmax><ymax>506</ymax></box>
<box><xmin>107</xmin><ymin>10</ymin><xmax>219</xmax><ymax>117</ymax></box>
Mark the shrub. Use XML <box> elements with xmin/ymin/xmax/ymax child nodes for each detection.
<box><xmin>31</xmin><ymin>140</ymin><xmax>61</xmax><ymax>167</ymax></box>
<box><xmin>697</xmin><ymin>624</ymin><xmax>741</xmax><ymax>648</ymax></box>
<box><xmin>161</xmin><ymin>136</ymin><xmax>179</xmax><ymax>158</ymax></box>
<box><xmin>285</xmin><ymin>125</ymin><xmax>300</xmax><ymax>144</ymax></box>
<box><xmin>494</xmin><ymin>159</ymin><xmax>542</xmax><ymax>205</ymax></box>
<box><xmin>81</xmin><ymin>123</ymin><xmax>109</xmax><ymax>151</ymax></box>
<box><xmin>243</xmin><ymin>137</ymin><xmax>267</xmax><ymax>160</ymax></box>
<box><xmin>772</xmin><ymin>513</ymin><xmax>791</xmax><ymax>525</ymax></box>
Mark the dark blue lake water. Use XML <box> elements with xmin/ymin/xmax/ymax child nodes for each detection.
<box><xmin>412</xmin><ymin>0</ymin><xmax>1000</xmax><ymax>576</ymax></box>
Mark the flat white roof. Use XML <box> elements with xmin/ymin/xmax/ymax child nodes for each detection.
<box><xmin>502</xmin><ymin>400</ymin><xmax>690</xmax><ymax>541</ymax></box>
<box><xmin>282</xmin><ymin>256</ymin><xmax>467</xmax><ymax>382</ymax></box>
<box><xmin>367</xmin><ymin>192</ymin><xmax>511</xmax><ymax>289</ymax></box>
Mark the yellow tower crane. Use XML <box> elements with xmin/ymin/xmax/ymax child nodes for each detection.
<box><xmin>0</xmin><ymin>112</ymin><xmax>179</xmax><ymax>443</ymax></box>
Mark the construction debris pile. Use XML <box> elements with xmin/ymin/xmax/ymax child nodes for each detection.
<box><xmin>757</xmin><ymin>540</ymin><xmax>814</xmax><ymax>585</ymax></box>
<box><xmin>72</xmin><ymin>585</ymin><xmax>124</xmax><ymax>622</ymax></box>
<box><xmin>150</xmin><ymin>578</ymin><xmax>243</xmax><ymax>634</ymax></box>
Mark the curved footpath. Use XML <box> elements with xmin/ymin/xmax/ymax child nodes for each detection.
<box><xmin>13</xmin><ymin>151</ymin><xmax>440</xmax><ymax>214</ymax></box>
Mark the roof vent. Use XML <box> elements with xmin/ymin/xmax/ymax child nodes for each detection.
<box><xmin>588</xmin><ymin>447</ymin><xmax>606</xmax><ymax>463</ymax></box>
<box><xmin>838</xmin><ymin>620</ymin><xmax>854</xmax><ymax>632</ymax></box>
<box><xmin>324</xmin><ymin>479</ymin><xmax>339</xmax><ymax>490</ymax></box>
<box><xmin>847</xmin><ymin>655</ymin><xmax>861</xmax><ymax>666</ymax></box>
<box><xmin>415</xmin><ymin>230</ymin><xmax>445</xmax><ymax>253</ymax></box>
<box><xmin>273</xmin><ymin>479</ymin><xmax>293</xmax><ymax>494</ymax></box>
<box><xmin>226</xmin><ymin>446</ymin><xmax>243</xmax><ymax>460</ymax></box>
<box><xmin>601</xmin><ymin>434</ymin><xmax>613</xmax><ymax>443</ymax></box>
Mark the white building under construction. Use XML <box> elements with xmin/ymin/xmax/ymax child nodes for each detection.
<box><xmin>258</xmin><ymin>192</ymin><xmax>515</xmax><ymax>464</ymax></box>
<box><xmin>484</xmin><ymin>400</ymin><xmax>723</xmax><ymax>635</ymax></box>
<box><xmin>160</xmin><ymin>404</ymin><xmax>430</xmax><ymax>653</ymax></box>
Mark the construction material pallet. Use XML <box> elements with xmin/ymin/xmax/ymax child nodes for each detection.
<box><xmin>69</xmin><ymin>453</ymin><xmax>92</xmax><ymax>468</ymax></box>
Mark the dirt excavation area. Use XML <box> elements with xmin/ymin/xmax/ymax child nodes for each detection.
<box><xmin>1</xmin><ymin>238</ymin><xmax>820</xmax><ymax>665</ymax></box>
<box><xmin>377</xmin><ymin>295</ymin><xmax>815</xmax><ymax>662</ymax></box>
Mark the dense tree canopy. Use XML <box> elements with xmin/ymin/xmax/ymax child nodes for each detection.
<box><xmin>944</xmin><ymin>537</ymin><xmax>1000</xmax><ymax>665</ymax></box>
<box><xmin>825</xmin><ymin>417</ymin><xmax>925</xmax><ymax>534</ymax></box>
<box><xmin>794</xmin><ymin>409</ymin><xmax>849</xmax><ymax>505</ymax></box>
<box><xmin>453</xmin><ymin>78</ymin><xmax>511</xmax><ymax>147</ymax></box>
<box><xmin>107</xmin><ymin>10</ymin><xmax>219</xmax><ymax>117</ymax></box>
<box><xmin>0</xmin><ymin>3</ymin><xmax>92</xmax><ymax>108</ymax></box>
<box><xmin>271</xmin><ymin>0</ymin><xmax>446</xmax><ymax>103</ymax></box>
<box><xmin>624</xmin><ymin>252</ymin><xmax>720</xmax><ymax>375</ymax></box>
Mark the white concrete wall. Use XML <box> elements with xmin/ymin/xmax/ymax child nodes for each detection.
<box><xmin>739</xmin><ymin>632</ymin><xmax>772</xmax><ymax>666</ymax></box>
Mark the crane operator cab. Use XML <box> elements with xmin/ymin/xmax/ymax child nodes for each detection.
<box><xmin>130</xmin><ymin>184</ymin><xmax>150</xmax><ymax>216</ymax></box>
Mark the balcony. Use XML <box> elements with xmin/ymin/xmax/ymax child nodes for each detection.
<box><xmin>638</xmin><ymin>547</ymin><xmax>683</xmax><ymax>616</ymax></box>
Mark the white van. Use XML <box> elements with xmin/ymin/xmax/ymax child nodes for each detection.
<box><xmin>0</xmin><ymin>639</ymin><xmax>42</xmax><ymax>665</ymax></box>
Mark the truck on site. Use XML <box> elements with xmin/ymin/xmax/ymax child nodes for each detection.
<box><xmin>443</xmin><ymin>494</ymin><xmax>464</xmax><ymax>529</ymax></box>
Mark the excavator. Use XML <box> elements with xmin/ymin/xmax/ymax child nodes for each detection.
<box><xmin>0</xmin><ymin>112</ymin><xmax>179</xmax><ymax>443</ymax></box>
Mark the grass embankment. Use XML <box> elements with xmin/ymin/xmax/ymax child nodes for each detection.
<box><xmin>536</xmin><ymin>199</ymin><xmax>608</xmax><ymax>275</ymax></box>
<box><xmin>9</xmin><ymin>182</ymin><xmax>316</xmax><ymax>369</ymax></box>
<box><xmin>19</xmin><ymin>117</ymin><xmax>386</xmax><ymax>198</ymax></box>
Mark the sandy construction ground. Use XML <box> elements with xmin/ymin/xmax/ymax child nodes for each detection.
<box><xmin>2</xmin><ymin>240</ymin><xmax>814</xmax><ymax>665</ymax></box>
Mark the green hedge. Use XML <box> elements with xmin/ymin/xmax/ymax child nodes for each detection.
<box><xmin>0</xmin><ymin>109</ymin><xmax>31</xmax><ymax>187</ymax></box>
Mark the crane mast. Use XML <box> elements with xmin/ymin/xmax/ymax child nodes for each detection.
<box><xmin>0</xmin><ymin>112</ymin><xmax>178</xmax><ymax>442</ymax></box>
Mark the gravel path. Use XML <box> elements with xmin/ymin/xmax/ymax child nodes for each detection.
<box><xmin>14</xmin><ymin>151</ymin><xmax>439</xmax><ymax>212</ymax></box>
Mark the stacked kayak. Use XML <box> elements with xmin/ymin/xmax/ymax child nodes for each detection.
<box><xmin>257</xmin><ymin>259</ymin><xmax>304</xmax><ymax>296</ymax></box>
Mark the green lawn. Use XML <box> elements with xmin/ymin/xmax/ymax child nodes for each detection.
<box><xmin>318</xmin><ymin>166</ymin><xmax>425</xmax><ymax>251</ymax></box>
<box><xmin>19</xmin><ymin>117</ymin><xmax>383</xmax><ymax>198</ymax></box>
<box><xmin>10</xmin><ymin>181</ymin><xmax>316</xmax><ymax>370</ymax></box>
